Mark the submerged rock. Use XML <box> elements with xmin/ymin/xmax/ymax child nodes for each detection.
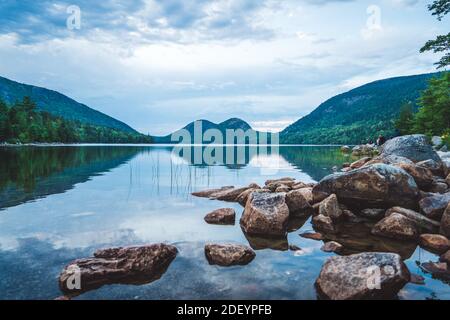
<box><xmin>204</xmin><ymin>208</ymin><xmax>236</xmax><ymax>225</ymax></box>
<box><xmin>204</xmin><ymin>244</ymin><xmax>255</xmax><ymax>267</ymax></box>
<box><xmin>240</xmin><ymin>192</ymin><xmax>290</xmax><ymax>237</ymax></box>
<box><xmin>59</xmin><ymin>244</ymin><xmax>178</xmax><ymax>296</ymax></box>
<box><xmin>381</xmin><ymin>134</ymin><xmax>442</xmax><ymax>164</ymax></box>
<box><xmin>312</xmin><ymin>164</ymin><xmax>419</xmax><ymax>210</ymax></box>
<box><xmin>315</xmin><ymin>252</ymin><xmax>410</xmax><ymax>300</ymax></box>
<box><xmin>371</xmin><ymin>213</ymin><xmax>419</xmax><ymax>241</ymax></box>
<box><xmin>419</xmin><ymin>192</ymin><xmax>450</xmax><ymax>220</ymax></box>
<box><xmin>419</xmin><ymin>234</ymin><xmax>449</xmax><ymax>254</ymax></box>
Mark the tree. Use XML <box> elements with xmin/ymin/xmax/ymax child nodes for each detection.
<box><xmin>394</xmin><ymin>103</ymin><xmax>415</xmax><ymax>135</ymax></box>
<box><xmin>420</xmin><ymin>0</ymin><xmax>450</xmax><ymax>69</ymax></box>
<box><xmin>412</xmin><ymin>72</ymin><xmax>450</xmax><ymax>136</ymax></box>
<box><xmin>0</xmin><ymin>99</ymin><xmax>8</xmax><ymax>140</ymax></box>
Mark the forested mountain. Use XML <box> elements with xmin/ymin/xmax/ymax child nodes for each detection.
<box><xmin>0</xmin><ymin>76</ymin><xmax>136</xmax><ymax>133</ymax></box>
<box><xmin>280</xmin><ymin>72</ymin><xmax>442</xmax><ymax>144</ymax></box>
<box><xmin>154</xmin><ymin>118</ymin><xmax>262</xmax><ymax>144</ymax></box>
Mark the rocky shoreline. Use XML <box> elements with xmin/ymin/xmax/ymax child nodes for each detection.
<box><xmin>57</xmin><ymin>134</ymin><xmax>450</xmax><ymax>300</ymax></box>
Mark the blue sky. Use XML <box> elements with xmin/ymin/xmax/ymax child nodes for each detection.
<box><xmin>0</xmin><ymin>0</ymin><xmax>446</xmax><ymax>135</ymax></box>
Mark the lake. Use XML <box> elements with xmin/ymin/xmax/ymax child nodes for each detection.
<box><xmin>0</xmin><ymin>145</ymin><xmax>448</xmax><ymax>300</ymax></box>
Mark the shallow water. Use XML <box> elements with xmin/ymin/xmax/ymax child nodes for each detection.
<box><xmin>0</xmin><ymin>145</ymin><xmax>448</xmax><ymax>300</ymax></box>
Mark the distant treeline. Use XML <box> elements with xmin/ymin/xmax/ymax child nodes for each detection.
<box><xmin>0</xmin><ymin>97</ymin><xmax>152</xmax><ymax>144</ymax></box>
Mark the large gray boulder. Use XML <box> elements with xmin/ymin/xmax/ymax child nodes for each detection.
<box><xmin>312</xmin><ymin>164</ymin><xmax>419</xmax><ymax>209</ymax></box>
<box><xmin>204</xmin><ymin>244</ymin><xmax>255</xmax><ymax>266</ymax></box>
<box><xmin>240</xmin><ymin>192</ymin><xmax>290</xmax><ymax>237</ymax></box>
<box><xmin>315</xmin><ymin>252</ymin><xmax>410</xmax><ymax>300</ymax></box>
<box><xmin>59</xmin><ymin>244</ymin><xmax>178</xmax><ymax>296</ymax></box>
<box><xmin>381</xmin><ymin>134</ymin><xmax>442</xmax><ymax>164</ymax></box>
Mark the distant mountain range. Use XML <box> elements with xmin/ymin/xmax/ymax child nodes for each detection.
<box><xmin>153</xmin><ymin>118</ymin><xmax>264</xmax><ymax>144</ymax></box>
<box><xmin>0</xmin><ymin>76</ymin><xmax>136</xmax><ymax>133</ymax></box>
<box><xmin>0</xmin><ymin>72</ymin><xmax>441</xmax><ymax>145</ymax></box>
<box><xmin>280</xmin><ymin>72</ymin><xmax>441</xmax><ymax>144</ymax></box>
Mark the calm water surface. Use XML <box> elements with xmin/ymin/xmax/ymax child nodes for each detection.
<box><xmin>0</xmin><ymin>145</ymin><xmax>448</xmax><ymax>300</ymax></box>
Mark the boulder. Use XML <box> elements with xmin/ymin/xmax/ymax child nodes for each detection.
<box><xmin>359</xmin><ymin>208</ymin><xmax>385</xmax><ymax>220</ymax></box>
<box><xmin>204</xmin><ymin>208</ymin><xmax>236</xmax><ymax>225</ymax></box>
<box><xmin>350</xmin><ymin>157</ymin><xmax>372</xmax><ymax>169</ymax></box>
<box><xmin>240</xmin><ymin>192</ymin><xmax>290</xmax><ymax>237</ymax></box>
<box><xmin>419</xmin><ymin>234</ymin><xmax>449</xmax><ymax>254</ymax></box>
<box><xmin>59</xmin><ymin>244</ymin><xmax>178</xmax><ymax>296</ymax></box>
<box><xmin>416</xmin><ymin>159</ymin><xmax>444</xmax><ymax>176</ymax></box>
<box><xmin>420</xmin><ymin>262</ymin><xmax>449</xmax><ymax>281</ymax></box>
<box><xmin>192</xmin><ymin>186</ymin><xmax>234</xmax><ymax>198</ymax></box>
<box><xmin>352</xmin><ymin>144</ymin><xmax>378</xmax><ymax>156</ymax></box>
<box><xmin>312</xmin><ymin>164</ymin><xmax>419</xmax><ymax>209</ymax></box>
<box><xmin>285</xmin><ymin>189</ymin><xmax>312</xmax><ymax>215</ymax></box>
<box><xmin>341</xmin><ymin>145</ymin><xmax>351</xmax><ymax>153</ymax></box>
<box><xmin>265</xmin><ymin>177</ymin><xmax>295</xmax><ymax>186</ymax></box>
<box><xmin>429</xmin><ymin>181</ymin><xmax>448</xmax><ymax>194</ymax></box>
<box><xmin>419</xmin><ymin>192</ymin><xmax>450</xmax><ymax>220</ymax></box>
<box><xmin>319</xmin><ymin>194</ymin><xmax>343</xmax><ymax>221</ymax></box>
<box><xmin>381</xmin><ymin>134</ymin><xmax>442</xmax><ymax>164</ymax></box>
<box><xmin>213</xmin><ymin>187</ymin><xmax>252</xmax><ymax>202</ymax></box>
<box><xmin>315</xmin><ymin>252</ymin><xmax>410</xmax><ymax>300</ymax></box>
<box><xmin>363</xmin><ymin>154</ymin><xmax>414</xmax><ymax>167</ymax></box>
<box><xmin>275</xmin><ymin>185</ymin><xmax>291</xmax><ymax>193</ymax></box>
<box><xmin>371</xmin><ymin>213</ymin><xmax>419</xmax><ymax>241</ymax></box>
<box><xmin>204</xmin><ymin>244</ymin><xmax>255</xmax><ymax>267</ymax></box>
<box><xmin>395</xmin><ymin>163</ymin><xmax>434</xmax><ymax>189</ymax></box>
<box><xmin>446</xmin><ymin>174</ymin><xmax>450</xmax><ymax>187</ymax></box>
<box><xmin>292</xmin><ymin>182</ymin><xmax>308</xmax><ymax>190</ymax></box>
<box><xmin>440</xmin><ymin>203</ymin><xmax>450</xmax><ymax>237</ymax></box>
<box><xmin>385</xmin><ymin>207</ymin><xmax>440</xmax><ymax>233</ymax></box>
<box><xmin>312</xmin><ymin>214</ymin><xmax>336</xmax><ymax>234</ymax></box>
<box><xmin>440</xmin><ymin>250</ymin><xmax>450</xmax><ymax>264</ymax></box>
<box><xmin>321</xmin><ymin>241</ymin><xmax>343</xmax><ymax>253</ymax></box>
<box><xmin>299</xmin><ymin>232</ymin><xmax>324</xmax><ymax>241</ymax></box>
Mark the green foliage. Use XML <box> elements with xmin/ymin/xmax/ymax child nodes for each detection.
<box><xmin>0</xmin><ymin>76</ymin><xmax>136</xmax><ymax>133</ymax></box>
<box><xmin>421</xmin><ymin>0</ymin><xmax>450</xmax><ymax>69</ymax></box>
<box><xmin>0</xmin><ymin>97</ymin><xmax>152</xmax><ymax>144</ymax></box>
<box><xmin>394</xmin><ymin>103</ymin><xmax>415</xmax><ymax>135</ymax></box>
<box><xmin>281</xmin><ymin>73</ymin><xmax>439</xmax><ymax>144</ymax></box>
<box><xmin>411</xmin><ymin>72</ymin><xmax>450</xmax><ymax>136</ymax></box>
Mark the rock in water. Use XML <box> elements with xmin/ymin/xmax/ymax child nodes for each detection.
<box><xmin>240</xmin><ymin>192</ymin><xmax>290</xmax><ymax>237</ymax></box>
<box><xmin>419</xmin><ymin>234</ymin><xmax>450</xmax><ymax>254</ymax></box>
<box><xmin>371</xmin><ymin>213</ymin><xmax>419</xmax><ymax>241</ymax></box>
<box><xmin>321</xmin><ymin>241</ymin><xmax>343</xmax><ymax>253</ymax></box>
<box><xmin>192</xmin><ymin>186</ymin><xmax>234</xmax><ymax>198</ymax></box>
<box><xmin>315</xmin><ymin>252</ymin><xmax>410</xmax><ymax>300</ymax></box>
<box><xmin>285</xmin><ymin>189</ymin><xmax>312</xmax><ymax>216</ymax></box>
<box><xmin>419</xmin><ymin>192</ymin><xmax>450</xmax><ymax>220</ymax></box>
<box><xmin>204</xmin><ymin>244</ymin><xmax>255</xmax><ymax>267</ymax></box>
<box><xmin>204</xmin><ymin>208</ymin><xmax>236</xmax><ymax>225</ymax></box>
<box><xmin>319</xmin><ymin>194</ymin><xmax>343</xmax><ymax>220</ymax></box>
<box><xmin>385</xmin><ymin>207</ymin><xmax>440</xmax><ymax>233</ymax></box>
<box><xmin>59</xmin><ymin>244</ymin><xmax>178</xmax><ymax>296</ymax></box>
<box><xmin>312</xmin><ymin>164</ymin><xmax>419</xmax><ymax>209</ymax></box>
<box><xmin>381</xmin><ymin>134</ymin><xmax>442</xmax><ymax>164</ymax></box>
<box><xmin>312</xmin><ymin>214</ymin><xmax>336</xmax><ymax>234</ymax></box>
<box><xmin>441</xmin><ymin>203</ymin><xmax>450</xmax><ymax>237</ymax></box>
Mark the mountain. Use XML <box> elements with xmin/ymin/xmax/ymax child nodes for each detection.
<box><xmin>154</xmin><ymin>118</ymin><xmax>260</xmax><ymax>143</ymax></box>
<box><xmin>0</xmin><ymin>76</ymin><xmax>136</xmax><ymax>133</ymax></box>
<box><xmin>281</xmin><ymin>72</ymin><xmax>442</xmax><ymax>145</ymax></box>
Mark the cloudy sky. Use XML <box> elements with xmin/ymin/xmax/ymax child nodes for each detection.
<box><xmin>0</xmin><ymin>0</ymin><xmax>445</xmax><ymax>135</ymax></box>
